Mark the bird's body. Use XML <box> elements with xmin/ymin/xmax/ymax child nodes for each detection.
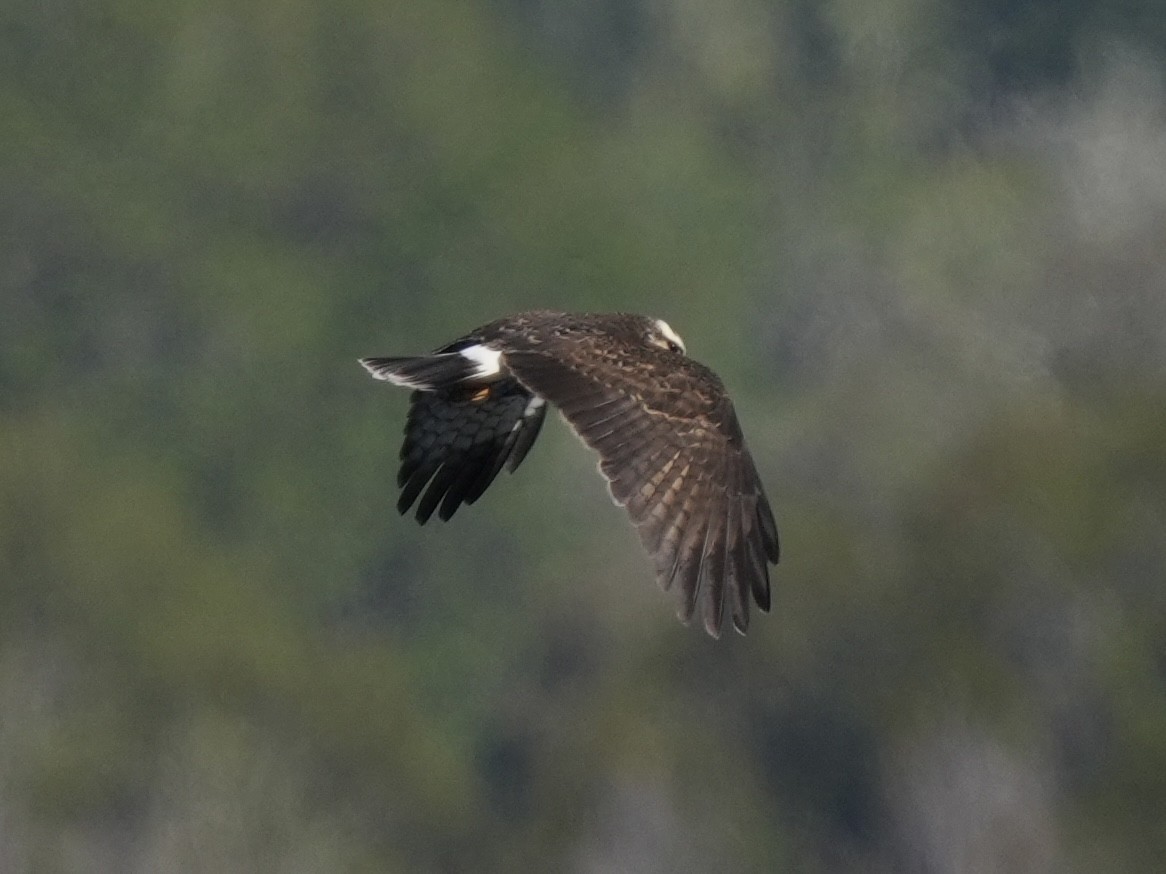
<box><xmin>360</xmin><ymin>310</ymin><xmax>778</xmax><ymax>637</ymax></box>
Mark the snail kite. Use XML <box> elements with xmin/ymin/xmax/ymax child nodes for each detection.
<box><xmin>359</xmin><ymin>310</ymin><xmax>779</xmax><ymax>637</ymax></box>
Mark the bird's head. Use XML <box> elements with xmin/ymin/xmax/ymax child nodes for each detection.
<box><xmin>644</xmin><ymin>317</ymin><xmax>687</xmax><ymax>355</ymax></box>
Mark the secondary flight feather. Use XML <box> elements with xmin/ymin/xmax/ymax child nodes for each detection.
<box><xmin>359</xmin><ymin>310</ymin><xmax>779</xmax><ymax>637</ymax></box>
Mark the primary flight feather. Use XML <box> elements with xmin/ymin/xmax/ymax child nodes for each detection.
<box><xmin>360</xmin><ymin>310</ymin><xmax>779</xmax><ymax>637</ymax></box>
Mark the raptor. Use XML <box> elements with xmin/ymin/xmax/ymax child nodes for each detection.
<box><xmin>360</xmin><ymin>310</ymin><xmax>779</xmax><ymax>637</ymax></box>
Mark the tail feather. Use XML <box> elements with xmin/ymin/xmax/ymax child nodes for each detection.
<box><xmin>359</xmin><ymin>354</ymin><xmax>478</xmax><ymax>391</ymax></box>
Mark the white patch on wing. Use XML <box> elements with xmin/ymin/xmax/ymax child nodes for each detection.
<box><xmin>654</xmin><ymin>319</ymin><xmax>686</xmax><ymax>353</ymax></box>
<box><xmin>458</xmin><ymin>344</ymin><xmax>504</xmax><ymax>377</ymax></box>
<box><xmin>524</xmin><ymin>395</ymin><xmax>546</xmax><ymax>417</ymax></box>
<box><xmin>513</xmin><ymin>396</ymin><xmax>546</xmax><ymax>431</ymax></box>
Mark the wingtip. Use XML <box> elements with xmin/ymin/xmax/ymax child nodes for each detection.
<box><xmin>676</xmin><ymin>599</ymin><xmax>726</xmax><ymax>639</ymax></box>
<box><xmin>731</xmin><ymin>602</ymin><xmax>750</xmax><ymax>635</ymax></box>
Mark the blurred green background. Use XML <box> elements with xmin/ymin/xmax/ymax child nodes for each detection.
<box><xmin>3</xmin><ymin>1</ymin><xmax>1166</xmax><ymax>871</ymax></box>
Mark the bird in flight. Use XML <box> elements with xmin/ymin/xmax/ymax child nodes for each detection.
<box><xmin>359</xmin><ymin>310</ymin><xmax>779</xmax><ymax>637</ymax></box>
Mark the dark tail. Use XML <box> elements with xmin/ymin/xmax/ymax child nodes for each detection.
<box><xmin>359</xmin><ymin>354</ymin><xmax>481</xmax><ymax>390</ymax></box>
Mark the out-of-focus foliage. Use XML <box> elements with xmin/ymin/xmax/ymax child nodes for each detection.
<box><xmin>3</xmin><ymin>0</ymin><xmax>1165</xmax><ymax>870</ymax></box>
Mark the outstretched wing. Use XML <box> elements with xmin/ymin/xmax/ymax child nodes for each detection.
<box><xmin>396</xmin><ymin>378</ymin><xmax>546</xmax><ymax>523</ymax></box>
<box><xmin>503</xmin><ymin>350</ymin><xmax>778</xmax><ymax>637</ymax></box>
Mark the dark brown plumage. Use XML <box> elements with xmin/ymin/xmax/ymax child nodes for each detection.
<box><xmin>360</xmin><ymin>310</ymin><xmax>779</xmax><ymax>637</ymax></box>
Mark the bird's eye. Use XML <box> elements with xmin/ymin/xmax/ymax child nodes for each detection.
<box><xmin>646</xmin><ymin>326</ymin><xmax>686</xmax><ymax>355</ymax></box>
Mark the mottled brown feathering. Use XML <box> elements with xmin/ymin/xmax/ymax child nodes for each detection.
<box><xmin>360</xmin><ymin>310</ymin><xmax>779</xmax><ymax>637</ymax></box>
